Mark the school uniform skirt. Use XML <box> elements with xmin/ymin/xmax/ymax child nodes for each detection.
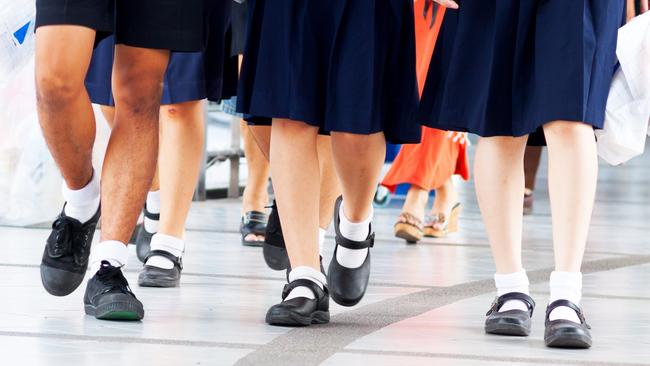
<box><xmin>418</xmin><ymin>0</ymin><xmax>625</xmax><ymax>138</ymax></box>
<box><xmin>237</xmin><ymin>0</ymin><xmax>421</xmax><ymax>144</ymax></box>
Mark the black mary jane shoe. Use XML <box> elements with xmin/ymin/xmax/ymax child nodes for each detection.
<box><xmin>485</xmin><ymin>292</ymin><xmax>536</xmax><ymax>336</ymax></box>
<box><xmin>262</xmin><ymin>200</ymin><xmax>290</xmax><ymax>270</ymax></box>
<box><xmin>266</xmin><ymin>279</ymin><xmax>330</xmax><ymax>327</ymax></box>
<box><xmin>240</xmin><ymin>210</ymin><xmax>268</xmax><ymax>247</ymax></box>
<box><xmin>327</xmin><ymin>197</ymin><xmax>374</xmax><ymax>307</ymax></box>
<box><xmin>135</xmin><ymin>205</ymin><xmax>159</xmax><ymax>263</ymax></box>
<box><xmin>138</xmin><ymin>250</ymin><xmax>183</xmax><ymax>288</ymax></box>
<box><xmin>544</xmin><ymin>300</ymin><xmax>592</xmax><ymax>349</ymax></box>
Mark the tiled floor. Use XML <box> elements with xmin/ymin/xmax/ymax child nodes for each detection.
<box><xmin>1</xmin><ymin>146</ymin><xmax>649</xmax><ymax>366</ymax></box>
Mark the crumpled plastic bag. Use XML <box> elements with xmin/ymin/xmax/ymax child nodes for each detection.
<box><xmin>0</xmin><ymin>0</ymin><xmax>35</xmax><ymax>86</ymax></box>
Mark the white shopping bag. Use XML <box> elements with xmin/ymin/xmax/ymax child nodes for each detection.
<box><xmin>0</xmin><ymin>0</ymin><xmax>35</xmax><ymax>86</ymax></box>
<box><xmin>597</xmin><ymin>12</ymin><xmax>650</xmax><ymax>166</ymax></box>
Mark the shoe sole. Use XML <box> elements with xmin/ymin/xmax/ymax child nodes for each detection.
<box><xmin>263</xmin><ymin>243</ymin><xmax>289</xmax><ymax>270</ymax></box>
<box><xmin>40</xmin><ymin>265</ymin><xmax>85</xmax><ymax>297</ymax></box>
<box><xmin>242</xmin><ymin>239</ymin><xmax>264</xmax><ymax>247</ymax></box>
<box><xmin>545</xmin><ymin>334</ymin><xmax>592</xmax><ymax>349</ymax></box>
<box><xmin>485</xmin><ymin>321</ymin><xmax>531</xmax><ymax>336</ymax></box>
<box><xmin>266</xmin><ymin>310</ymin><xmax>330</xmax><ymax>327</ymax></box>
<box><xmin>138</xmin><ymin>277</ymin><xmax>179</xmax><ymax>288</ymax></box>
<box><xmin>394</xmin><ymin>224</ymin><xmax>421</xmax><ymax>244</ymax></box>
<box><xmin>85</xmin><ymin>302</ymin><xmax>144</xmax><ymax>321</ymax></box>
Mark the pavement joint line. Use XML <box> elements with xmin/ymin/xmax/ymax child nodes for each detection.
<box><xmin>340</xmin><ymin>349</ymin><xmax>648</xmax><ymax>366</ymax></box>
<box><xmin>234</xmin><ymin>254</ymin><xmax>650</xmax><ymax>366</ymax></box>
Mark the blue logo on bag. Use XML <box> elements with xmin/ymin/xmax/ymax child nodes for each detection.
<box><xmin>13</xmin><ymin>21</ymin><xmax>31</xmax><ymax>45</ymax></box>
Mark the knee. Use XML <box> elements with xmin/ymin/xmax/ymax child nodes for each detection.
<box><xmin>113</xmin><ymin>73</ymin><xmax>163</xmax><ymax>120</ymax></box>
<box><xmin>543</xmin><ymin>121</ymin><xmax>594</xmax><ymax>144</ymax></box>
<box><xmin>160</xmin><ymin>101</ymin><xmax>201</xmax><ymax>122</ymax></box>
<box><xmin>36</xmin><ymin>68</ymin><xmax>84</xmax><ymax>108</ymax></box>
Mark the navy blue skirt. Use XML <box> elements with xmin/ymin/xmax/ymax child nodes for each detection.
<box><xmin>418</xmin><ymin>0</ymin><xmax>625</xmax><ymax>138</ymax></box>
<box><xmin>85</xmin><ymin>0</ymin><xmax>234</xmax><ymax>106</ymax></box>
<box><xmin>237</xmin><ymin>0</ymin><xmax>421</xmax><ymax>144</ymax></box>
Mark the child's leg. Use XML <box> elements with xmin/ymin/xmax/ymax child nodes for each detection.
<box><xmin>316</xmin><ymin>135</ymin><xmax>341</xmax><ymax>254</ymax></box>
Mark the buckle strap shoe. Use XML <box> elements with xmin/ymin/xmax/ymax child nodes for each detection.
<box><xmin>266</xmin><ymin>279</ymin><xmax>330</xmax><ymax>326</ymax></box>
<box><xmin>138</xmin><ymin>250</ymin><xmax>183</xmax><ymax>288</ymax></box>
<box><xmin>135</xmin><ymin>205</ymin><xmax>159</xmax><ymax>262</ymax></box>
<box><xmin>544</xmin><ymin>299</ymin><xmax>592</xmax><ymax>349</ymax></box>
<box><xmin>485</xmin><ymin>292</ymin><xmax>535</xmax><ymax>336</ymax></box>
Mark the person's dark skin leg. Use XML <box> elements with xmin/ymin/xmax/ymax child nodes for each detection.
<box><xmin>35</xmin><ymin>25</ymin><xmax>97</xmax><ymax>189</ymax></box>
<box><xmin>100</xmin><ymin>45</ymin><xmax>170</xmax><ymax>243</ymax></box>
<box><xmin>523</xmin><ymin>146</ymin><xmax>543</xmax><ymax>191</ymax></box>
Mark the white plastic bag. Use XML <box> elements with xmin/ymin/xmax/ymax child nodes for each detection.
<box><xmin>0</xmin><ymin>0</ymin><xmax>35</xmax><ymax>86</ymax></box>
<box><xmin>597</xmin><ymin>12</ymin><xmax>650</xmax><ymax>166</ymax></box>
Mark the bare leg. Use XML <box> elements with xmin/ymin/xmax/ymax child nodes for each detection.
<box><xmin>35</xmin><ymin>26</ymin><xmax>96</xmax><ymax>189</ymax></box>
<box><xmin>100</xmin><ymin>45</ymin><xmax>169</xmax><ymax>243</ymax></box>
<box><xmin>430</xmin><ymin>178</ymin><xmax>458</xmax><ymax>215</ymax></box>
<box><xmin>241</xmin><ymin>120</ymin><xmax>270</xmax><ymax>213</ymax></box>
<box><xmin>316</xmin><ymin>136</ymin><xmax>340</xmax><ymax>230</ymax></box>
<box><xmin>523</xmin><ymin>146</ymin><xmax>543</xmax><ymax>191</ymax></box>
<box><xmin>248</xmin><ymin>125</ymin><xmax>271</xmax><ymax>160</ymax></box>
<box><xmin>401</xmin><ymin>186</ymin><xmax>429</xmax><ymax>220</ymax></box>
<box><xmin>474</xmin><ymin>136</ymin><xmax>528</xmax><ymax>274</ymax></box>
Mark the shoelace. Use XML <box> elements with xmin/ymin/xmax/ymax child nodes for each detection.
<box><xmin>96</xmin><ymin>261</ymin><xmax>134</xmax><ymax>295</ymax></box>
<box><xmin>50</xmin><ymin>216</ymin><xmax>90</xmax><ymax>266</ymax></box>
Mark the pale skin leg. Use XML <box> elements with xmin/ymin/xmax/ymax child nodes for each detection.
<box><xmin>241</xmin><ymin>120</ymin><xmax>271</xmax><ymax>242</ymax></box>
<box><xmin>543</xmin><ymin>121</ymin><xmax>597</xmax><ymax>272</ymax></box>
<box><xmin>430</xmin><ymin>178</ymin><xmax>458</xmax><ymax>215</ymax></box>
<box><xmin>524</xmin><ymin>146</ymin><xmax>543</xmax><ymax>192</ymax></box>
<box><xmin>100</xmin><ymin>45</ymin><xmax>169</xmax><ymax>243</ymax></box>
<box><xmin>400</xmin><ymin>186</ymin><xmax>429</xmax><ymax>221</ymax></box>
<box><xmin>35</xmin><ymin>25</ymin><xmax>97</xmax><ymax>190</ymax></box>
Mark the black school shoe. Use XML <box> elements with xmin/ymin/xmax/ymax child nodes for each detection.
<box><xmin>262</xmin><ymin>200</ymin><xmax>290</xmax><ymax>270</ymax></box>
<box><xmin>138</xmin><ymin>250</ymin><xmax>183</xmax><ymax>288</ymax></box>
<box><xmin>135</xmin><ymin>205</ymin><xmax>159</xmax><ymax>262</ymax></box>
<box><xmin>327</xmin><ymin>197</ymin><xmax>374</xmax><ymax>307</ymax></box>
<box><xmin>266</xmin><ymin>279</ymin><xmax>330</xmax><ymax>326</ymax></box>
<box><xmin>84</xmin><ymin>261</ymin><xmax>144</xmax><ymax>321</ymax></box>
<box><xmin>241</xmin><ymin>210</ymin><xmax>268</xmax><ymax>247</ymax></box>
<box><xmin>544</xmin><ymin>300</ymin><xmax>592</xmax><ymax>349</ymax></box>
<box><xmin>40</xmin><ymin>204</ymin><xmax>100</xmax><ymax>296</ymax></box>
<box><xmin>485</xmin><ymin>292</ymin><xmax>536</xmax><ymax>336</ymax></box>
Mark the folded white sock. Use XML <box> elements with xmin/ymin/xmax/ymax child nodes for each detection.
<box><xmin>143</xmin><ymin>191</ymin><xmax>160</xmax><ymax>233</ymax></box>
<box><xmin>318</xmin><ymin>227</ymin><xmax>327</xmax><ymax>256</ymax></box>
<box><xmin>549</xmin><ymin>271</ymin><xmax>582</xmax><ymax>323</ymax></box>
<box><xmin>285</xmin><ymin>266</ymin><xmax>327</xmax><ymax>301</ymax></box>
<box><xmin>336</xmin><ymin>202</ymin><xmax>372</xmax><ymax>269</ymax></box>
<box><xmin>90</xmin><ymin>240</ymin><xmax>129</xmax><ymax>273</ymax></box>
<box><xmin>494</xmin><ymin>270</ymin><xmax>530</xmax><ymax>312</ymax></box>
<box><xmin>62</xmin><ymin>169</ymin><xmax>100</xmax><ymax>224</ymax></box>
<box><xmin>146</xmin><ymin>233</ymin><xmax>185</xmax><ymax>270</ymax></box>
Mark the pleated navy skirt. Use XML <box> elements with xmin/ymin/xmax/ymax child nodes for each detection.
<box><xmin>85</xmin><ymin>0</ymin><xmax>234</xmax><ymax>106</ymax></box>
<box><xmin>418</xmin><ymin>0</ymin><xmax>625</xmax><ymax>138</ymax></box>
<box><xmin>237</xmin><ymin>0</ymin><xmax>421</xmax><ymax>144</ymax></box>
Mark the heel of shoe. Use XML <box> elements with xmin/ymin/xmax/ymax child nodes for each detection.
<box><xmin>447</xmin><ymin>204</ymin><xmax>461</xmax><ymax>233</ymax></box>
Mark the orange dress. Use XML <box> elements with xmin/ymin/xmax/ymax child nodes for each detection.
<box><xmin>381</xmin><ymin>2</ymin><xmax>469</xmax><ymax>192</ymax></box>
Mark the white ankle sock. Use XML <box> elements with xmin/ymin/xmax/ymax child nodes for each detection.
<box><xmin>494</xmin><ymin>270</ymin><xmax>530</xmax><ymax>312</ymax></box>
<box><xmin>62</xmin><ymin>170</ymin><xmax>100</xmax><ymax>224</ymax></box>
<box><xmin>318</xmin><ymin>228</ymin><xmax>327</xmax><ymax>257</ymax></box>
<box><xmin>147</xmin><ymin>233</ymin><xmax>185</xmax><ymax>269</ymax></box>
<box><xmin>549</xmin><ymin>271</ymin><xmax>582</xmax><ymax>323</ymax></box>
<box><xmin>336</xmin><ymin>203</ymin><xmax>372</xmax><ymax>269</ymax></box>
<box><xmin>285</xmin><ymin>266</ymin><xmax>327</xmax><ymax>301</ymax></box>
<box><xmin>90</xmin><ymin>240</ymin><xmax>129</xmax><ymax>273</ymax></box>
<box><xmin>144</xmin><ymin>191</ymin><xmax>160</xmax><ymax>233</ymax></box>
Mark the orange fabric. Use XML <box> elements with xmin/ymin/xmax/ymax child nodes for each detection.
<box><xmin>381</xmin><ymin>2</ymin><xmax>469</xmax><ymax>192</ymax></box>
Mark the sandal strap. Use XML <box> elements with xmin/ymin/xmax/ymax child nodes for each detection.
<box><xmin>546</xmin><ymin>299</ymin><xmax>589</xmax><ymax>326</ymax></box>
<box><xmin>486</xmin><ymin>292</ymin><xmax>536</xmax><ymax>316</ymax></box>
<box><xmin>243</xmin><ymin>210</ymin><xmax>268</xmax><ymax>224</ymax></box>
<box><xmin>281</xmin><ymin>279</ymin><xmax>327</xmax><ymax>300</ymax></box>
<box><xmin>144</xmin><ymin>249</ymin><xmax>183</xmax><ymax>270</ymax></box>
<box><xmin>396</xmin><ymin>212</ymin><xmax>423</xmax><ymax>230</ymax></box>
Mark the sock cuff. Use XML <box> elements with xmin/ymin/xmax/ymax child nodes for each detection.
<box><xmin>494</xmin><ymin>269</ymin><xmax>529</xmax><ymax>289</ymax></box>
<box><xmin>62</xmin><ymin>169</ymin><xmax>100</xmax><ymax>204</ymax></box>
<box><xmin>550</xmin><ymin>271</ymin><xmax>582</xmax><ymax>288</ymax></box>
<box><xmin>146</xmin><ymin>190</ymin><xmax>161</xmax><ymax>214</ymax></box>
<box><xmin>288</xmin><ymin>266</ymin><xmax>326</xmax><ymax>287</ymax></box>
<box><xmin>91</xmin><ymin>240</ymin><xmax>129</xmax><ymax>267</ymax></box>
<box><xmin>318</xmin><ymin>228</ymin><xmax>327</xmax><ymax>246</ymax></box>
<box><xmin>150</xmin><ymin>233</ymin><xmax>185</xmax><ymax>257</ymax></box>
<box><xmin>339</xmin><ymin>200</ymin><xmax>374</xmax><ymax>225</ymax></box>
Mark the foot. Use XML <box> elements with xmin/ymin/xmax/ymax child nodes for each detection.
<box><xmin>266</xmin><ymin>279</ymin><xmax>330</xmax><ymax>326</ymax></box>
<box><xmin>138</xmin><ymin>250</ymin><xmax>183</xmax><ymax>288</ymax></box>
<box><xmin>424</xmin><ymin>203</ymin><xmax>461</xmax><ymax>238</ymax></box>
<box><xmin>40</xmin><ymin>204</ymin><xmax>100</xmax><ymax>296</ymax></box>
<box><xmin>523</xmin><ymin>189</ymin><xmax>534</xmax><ymax>215</ymax></box>
<box><xmin>544</xmin><ymin>300</ymin><xmax>592</xmax><ymax>349</ymax></box>
<box><xmin>485</xmin><ymin>292</ymin><xmax>535</xmax><ymax>336</ymax></box>
<box><xmin>394</xmin><ymin>212</ymin><xmax>423</xmax><ymax>244</ymax></box>
<box><xmin>240</xmin><ymin>210</ymin><xmax>267</xmax><ymax>247</ymax></box>
<box><xmin>327</xmin><ymin>197</ymin><xmax>374</xmax><ymax>307</ymax></box>
<box><xmin>84</xmin><ymin>261</ymin><xmax>144</xmax><ymax>321</ymax></box>
<box><xmin>135</xmin><ymin>205</ymin><xmax>159</xmax><ymax>262</ymax></box>
<box><xmin>262</xmin><ymin>200</ymin><xmax>289</xmax><ymax>270</ymax></box>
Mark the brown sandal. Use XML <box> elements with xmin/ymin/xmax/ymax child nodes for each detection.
<box><xmin>394</xmin><ymin>212</ymin><xmax>424</xmax><ymax>244</ymax></box>
<box><xmin>424</xmin><ymin>203</ymin><xmax>461</xmax><ymax>238</ymax></box>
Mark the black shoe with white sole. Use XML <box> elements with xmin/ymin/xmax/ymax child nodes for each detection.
<box><xmin>135</xmin><ymin>205</ymin><xmax>159</xmax><ymax>262</ymax></box>
<box><xmin>84</xmin><ymin>261</ymin><xmax>144</xmax><ymax>321</ymax></box>
<box><xmin>485</xmin><ymin>292</ymin><xmax>535</xmax><ymax>336</ymax></box>
<box><xmin>138</xmin><ymin>250</ymin><xmax>183</xmax><ymax>288</ymax></box>
<box><xmin>266</xmin><ymin>279</ymin><xmax>330</xmax><ymax>327</ymax></box>
<box><xmin>40</xmin><ymin>204</ymin><xmax>100</xmax><ymax>296</ymax></box>
<box><xmin>544</xmin><ymin>300</ymin><xmax>592</xmax><ymax>349</ymax></box>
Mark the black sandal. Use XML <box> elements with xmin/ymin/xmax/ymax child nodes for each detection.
<box><xmin>138</xmin><ymin>250</ymin><xmax>183</xmax><ymax>288</ymax></box>
<box><xmin>544</xmin><ymin>300</ymin><xmax>592</xmax><ymax>349</ymax></box>
<box><xmin>265</xmin><ymin>279</ymin><xmax>330</xmax><ymax>327</ymax></box>
<box><xmin>240</xmin><ymin>210</ymin><xmax>268</xmax><ymax>247</ymax></box>
<box><xmin>327</xmin><ymin>196</ymin><xmax>374</xmax><ymax>307</ymax></box>
<box><xmin>135</xmin><ymin>205</ymin><xmax>159</xmax><ymax>262</ymax></box>
<box><xmin>485</xmin><ymin>292</ymin><xmax>535</xmax><ymax>336</ymax></box>
<box><xmin>262</xmin><ymin>200</ymin><xmax>289</xmax><ymax>270</ymax></box>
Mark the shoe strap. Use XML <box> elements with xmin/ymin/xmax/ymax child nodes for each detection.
<box><xmin>144</xmin><ymin>249</ymin><xmax>183</xmax><ymax>270</ymax></box>
<box><xmin>333</xmin><ymin>196</ymin><xmax>375</xmax><ymax>250</ymax></box>
<box><xmin>486</xmin><ymin>292</ymin><xmax>535</xmax><ymax>316</ymax></box>
<box><xmin>545</xmin><ymin>299</ymin><xmax>589</xmax><ymax>327</ymax></box>
<box><xmin>281</xmin><ymin>278</ymin><xmax>327</xmax><ymax>301</ymax></box>
<box><xmin>143</xmin><ymin>204</ymin><xmax>160</xmax><ymax>221</ymax></box>
<box><xmin>243</xmin><ymin>210</ymin><xmax>268</xmax><ymax>225</ymax></box>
